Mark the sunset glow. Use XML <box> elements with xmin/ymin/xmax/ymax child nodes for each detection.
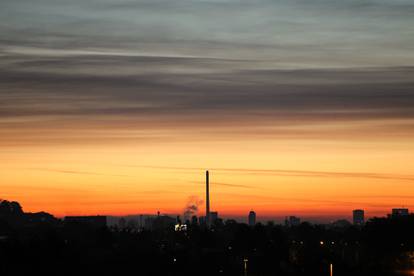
<box><xmin>1</xmin><ymin>0</ymin><xmax>414</xmax><ymax>222</ymax></box>
<box><xmin>2</xmin><ymin>120</ymin><xmax>414</xmax><ymax>220</ymax></box>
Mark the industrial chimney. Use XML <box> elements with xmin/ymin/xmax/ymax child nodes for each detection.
<box><xmin>206</xmin><ymin>170</ymin><xmax>210</xmax><ymax>227</ymax></box>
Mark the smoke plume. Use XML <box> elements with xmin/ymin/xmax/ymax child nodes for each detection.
<box><xmin>183</xmin><ymin>196</ymin><xmax>203</xmax><ymax>221</ymax></box>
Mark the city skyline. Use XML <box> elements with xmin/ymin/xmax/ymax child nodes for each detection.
<box><xmin>1</xmin><ymin>169</ymin><xmax>410</xmax><ymax>224</ymax></box>
<box><xmin>1</xmin><ymin>0</ymin><xmax>414</xmax><ymax>220</ymax></box>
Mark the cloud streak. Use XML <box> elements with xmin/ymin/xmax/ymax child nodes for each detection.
<box><xmin>129</xmin><ymin>165</ymin><xmax>414</xmax><ymax>182</ymax></box>
<box><xmin>1</xmin><ymin>66</ymin><xmax>414</xmax><ymax>146</ymax></box>
<box><xmin>188</xmin><ymin>181</ymin><xmax>255</xmax><ymax>189</ymax></box>
<box><xmin>27</xmin><ymin>168</ymin><xmax>131</xmax><ymax>178</ymax></box>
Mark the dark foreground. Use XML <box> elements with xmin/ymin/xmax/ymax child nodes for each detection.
<box><xmin>1</xmin><ymin>203</ymin><xmax>414</xmax><ymax>275</ymax></box>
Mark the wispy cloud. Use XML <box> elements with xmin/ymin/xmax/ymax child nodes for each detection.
<box><xmin>188</xmin><ymin>180</ymin><xmax>255</xmax><ymax>189</ymax></box>
<box><xmin>1</xmin><ymin>66</ymin><xmax>413</xmax><ymax>147</ymax></box>
<box><xmin>27</xmin><ymin>168</ymin><xmax>131</xmax><ymax>178</ymax></box>
<box><xmin>2</xmin><ymin>0</ymin><xmax>414</xmax><ymax>66</ymax></box>
<box><xmin>128</xmin><ymin>165</ymin><xmax>414</xmax><ymax>182</ymax></box>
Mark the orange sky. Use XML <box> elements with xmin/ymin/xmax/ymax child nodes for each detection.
<box><xmin>1</xmin><ymin>115</ymin><xmax>414</xmax><ymax>222</ymax></box>
<box><xmin>1</xmin><ymin>0</ymin><xmax>414</xmax><ymax>222</ymax></box>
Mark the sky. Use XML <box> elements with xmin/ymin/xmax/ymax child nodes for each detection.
<box><xmin>1</xmin><ymin>0</ymin><xmax>414</xmax><ymax>222</ymax></box>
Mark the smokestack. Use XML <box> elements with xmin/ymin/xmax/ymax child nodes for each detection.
<box><xmin>206</xmin><ymin>170</ymin><xmax>210</xmax><ymax>227</ymax></box>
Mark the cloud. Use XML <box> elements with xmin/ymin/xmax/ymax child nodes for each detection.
<box><xmin>1</xmin><ymin>64</ymin><xmax>413</xmax><ymax>148</ymax></box>
<box><xmin>1</xmin><ymin>0</ymin><xmax>414</xmax><ymax>66</ymax></box>
<box><xmin>128</xmin><ymin>165</ymin><xmax>414</xmax><ymax>182</ymax></box>
<box><xmin>1</xmin><ymin>0</ymin><xmax>414</xmax><ymax>148</ymax></box>
<box><xmin>27</xmin><ymin>168</ymin><xmax>131</xmax><ymax>178</ymax></box>
<box><xmin>1</xmin><ymin>66</ymin><xmax>413</xmax><ymax>120</ymax></box>
<box><xmin>188</xmin><ymin>180</ymin><xmax>255</xmax><ymax>189</ymax></box>
<box><xmin>0</xmin><ymin>184</ymin><xmax>87</xmax><ymax>193</ymax></box>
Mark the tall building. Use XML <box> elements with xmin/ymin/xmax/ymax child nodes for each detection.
<box><xmin>248</xmin><ymin>210</ymin><xmax>256</xmax><ymax>226</ymax></box>
<box><xmin>392</xmin><ymin>208</ymin><xmax>409</xmax><ymax>217</ymax></box>
<box><xmin>352</xmin><ymin>209</ymin><xmax>365</xmax><ymax>226</ymax></box>
<box><xmin>206</xmin><ymin>170</ymin><xmax>210</xmax><ymax>227</ymax></box>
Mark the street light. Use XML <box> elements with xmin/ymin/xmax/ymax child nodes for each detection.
<box><xmin>243</xmin><ymin>258</ymin><xmax>248</xmax><ymax>276</ymax></box>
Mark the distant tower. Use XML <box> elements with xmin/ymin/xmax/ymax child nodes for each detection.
<box><xmin>353</xmin><ymin>209</ymin><xmax>365</xmax><ymax>226</ymax></box>
<box><xmin>248</xmin><ymin>211</ymin><xmax>256</xmax><ymax>226</ymax></box>
<box><xmin>206</xmin><ymin>170</ymin><xmax>210</xmax><ymax>227</ymax></box>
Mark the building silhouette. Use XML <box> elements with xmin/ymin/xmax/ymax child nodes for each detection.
<box><xmin>248</xmin><ymin>210</ymin><xmax>256</xmax><ymax>226</ymax></box>
<box><xmin>285</xmin><ymin>216</ymin><xmax>301</xmax><ymax>227</ymax></box>
<box><xmin>144</xmin><ymin>214</ymin><xmax>176</xmax><ymax>230</ymax></box>
<box><xmin>391</xmin><ymin>208</ymin><xmax>409</xmax><ymax>217</ymax></box>
<box><xmin>353</xmin><ymin>209</ymin><xmax>365</xmax><ymax>226</ymax></box>
<box><xmin>210</xmin><ymin>211</ymin><xmax>218</xmax><ymax>224</ymax></box>
<box><xmin>64</xmin><ymin>216</ymin><xmax>107</xmax><ymax>228</ymax></box>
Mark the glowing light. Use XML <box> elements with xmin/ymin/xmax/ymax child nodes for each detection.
<box><xmin>243</xmin><ymin>258</ymin><xmax>248</xmax><ymax>276</ymax></box>
<box><xmin>174</xmin><ymin>224</ymin><xmax>187</xmax><ymax>232</ymax></box>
